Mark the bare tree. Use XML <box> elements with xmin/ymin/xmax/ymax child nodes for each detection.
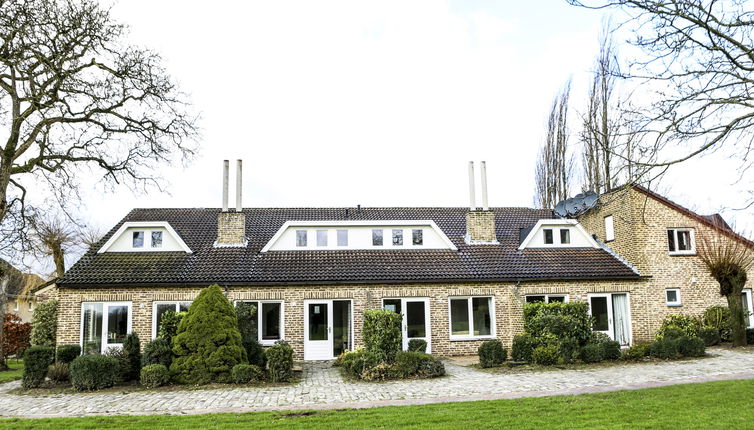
<box><xmin>568</xmin><ymin>0</ymin><xmax>754</xmax><ymax>204</ymax></box>
<box><xmin>30</xmin><ymin>215</ymin><xmax>79</xmax><ymax>278</ymax></box>
<box><xmin>0</xmin><ymin>259</ymin><xmax>24</xmax><ymax>370</ymax></box>
<box><xmin>0</xmin><ymin>0</ymin><xmax>198</xmax><ymax>255</ymax></box>
<box><xmin>80</xmin><ymin>225</ymin><xmax>103</xmax><ymax>250</ymax></box>
<box><xmin>535</xmin><ymin>80</ymin><xmax>574</xmax><ymax>209</ymax></box>
<box><xmin>697</xmin><ymin>220</ymin><xmax>754</xmax><ymax>346</ymax></box>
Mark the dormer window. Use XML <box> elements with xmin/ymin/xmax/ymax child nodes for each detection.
<box><xmin>412</xmin><ymin>229</ymin><xmax>423</xmax><ymax>245</ymax></box>
<box><xmin>337</xmin><ymin>229</ymin><xmax>348</xmax><ymax>246</ymax></box>
<box><xmin>392</xmin><ymin>229</ymin><xmax>403</xmax><ymax>246</ymax></box>
<box><xmin>668</xmin><ymin>228</ymin><xmax>695</xmax><ymax>255</ymax></box>
<box><xmin>372</xmin><ymin>229</ymin><xmax>383</xmax><ymax>246</ymax></box>
<box><xmin>317</xmin><ymin>230</ymin><xmax>328</xmax><ymax>247</ymax></box>
<box><xmin>543</xmin><ymin>229</ymin><xmax>554</xmax><ymax>245</ymax></box>
<box><xmin>151</xmin><ymin>231</ymin><xmax>163</xmax><ymax>248</ymax></box>
<box><xmin>132</xmin><ymin>231</ymin><xmax>144</xmax><ymax>248</ymax></box>
<box><xmin>296</xmin><ymin>230</ymin><xmax>307</xmax><ymax>247</ymax></box>
<box><xmin>560</xmin><ymin>229</ymin><xmax>570</xmax><ymax>245</ymax></box>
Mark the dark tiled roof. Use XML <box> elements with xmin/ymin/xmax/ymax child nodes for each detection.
<box><xmin>60</xmin><ymin>207</ymin><xmax>640</xmax><ymax>287</ymax></box>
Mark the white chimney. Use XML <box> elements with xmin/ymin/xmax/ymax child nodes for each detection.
<box><xmin>480</xmin><ymin>160</ymin><xmax>489</xmax><ymax>211</ymax></box>
<box><xmin>222</xmin><ymin>159</ymin><xmax>229</xmax><ymax>212</ymax></box>
<box><xmin>236</xmin><ymin>159</ymin><xmax>243</xmax><ymax>212</ymax></box>
<box><xmin>468</xmin><ymin>161</ymin><xmax>476</xmax><ymax>211</ymax></box>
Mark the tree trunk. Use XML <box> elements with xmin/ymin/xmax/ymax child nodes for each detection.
<box><xmin>52</xmin><ymin>245</ymin><xmax>65</xmax><ymax>278</ymax></box>
<box><xmin>727</xmin><ymin>291</ymin><xmax>748</xmax><ymax>347</ymax></box>
<box><xmin>0</xmin><ymin>293</ymin><xmax>7</xmax><ymax>370</ymax></box>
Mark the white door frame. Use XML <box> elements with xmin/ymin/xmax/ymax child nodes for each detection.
<box><xmin>79</xmin><ymin>301</ymin><xmax>132</xmax><ymax>353</ymax></box>
<box><xmin>382</xmin><ymin>297</ymin><xmax>432</xmax><ymax>354</ymax></box>
<box><xmin>303</xmin><ymin>299</ymin><xmax>353</xmax><ymax>360</ymax></box>
<box><xmin>587</xmin><ymin>293</ymin><xmax>632</xmax><ymax>346</ymax></box>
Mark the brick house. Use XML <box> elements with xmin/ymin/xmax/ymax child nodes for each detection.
<box><xmin>55</xmin><ymin>162</ymin><xmax>753</xmax><ymax>360</ymax></box>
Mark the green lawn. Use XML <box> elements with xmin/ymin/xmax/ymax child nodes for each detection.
<box><xmin>0</xmin><ymin>361</ymin><xmax>23</xmax><ymax>384</ymax></box>
<box><xmin>2</xmin><ymin>379</ymin><xmax>754</xmax><ymax>429</ymax></box>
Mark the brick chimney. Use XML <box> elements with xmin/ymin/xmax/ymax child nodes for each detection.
<box><xmin>215</xmin><ymin>159</ymin><xmax>247</xmax><ymax>247</ymax></box>
<box><xmin>465</xmin><ymin>161</ymin><xmax>498</xmax><ymax>244</ymax></box>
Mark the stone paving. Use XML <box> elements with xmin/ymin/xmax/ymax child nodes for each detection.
<box><xmin>2</xmin><ymin>347</ymin><xmax>754</xmax><ymax>418</ymax></box>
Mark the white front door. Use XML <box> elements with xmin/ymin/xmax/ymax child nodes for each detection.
<box><xmin>588</xmin><ymin>294</ymin><xmax>613</xmax><ymax>338</ymax></box>
<box><xmin>304</xmin><ymin>300</ymin><xmax>332</xmax><ymax>360</ymax></box>
<box><xmin>588</xmin><ymin>293</ymin><xmax>632</xmax><ymax>346</ymax></box>
<box><xmin>383</xmin><ymin>298</ymin><xmax>431</xmax><ymax>353</ymax></box>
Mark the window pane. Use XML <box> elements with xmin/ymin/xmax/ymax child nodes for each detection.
<box><xmin>296</xmin><ymin>230</ymin><xmax>307</xmax><ymax>247</ymax></box>
<box><xmin>337</xmin><ymin>229</ymin><xmax>348</xmax><ymax>246</ymax></box>
<box><xmin>560</xmin><ymin>229</ymin><xmax>570</xmax><ymax>244</ymax></box>
<box><xmin>155</xmin><ymin>303</ymin><xmax>176</xmax><ymax>336</ymax></box>
<box><xmin>667</xmin><ymin>230</ymin><xmax>676</xmax><ymax>252</ymax></box>
<box><xmin>392</xmin><ymin>229</ymin><xmax>403</xmax><ymax>246</ymax></box>
<box><xmin>237</xmin><ymin>301</ymin><xmax>259</xmax><ymax>338</ymax></box>
<box><xmin>526</xmin><ymin>295</ymin><xmax>545</xmax><ymax>303</ymax></box>
<box><xmin>544</xmin><ymin>229</ymin><xmax>553</xmax><ymax>244</ymax></box>
<box><xmin>412</xmin><ymin>229</ymin><xmax>423</xmax><ymax>245</ymax></box>
<box><xmin>406</xmin><ymin>301</ymin><xmax>426</xmax><ymax>338</ymax></box>
<box><xmin>590</xmin><ymin>297</ymin><xmax>609</xmax><ymax>331</ymax></box>
<box><xmin>450</xmin><ymin>299</ymin><xmax>469</xmax><ymax>335</ymax></box>
<box><xmin>107</xmin><ymin>305</ymin><xmax>129</xmax><ymax>345</ymax></box>
<box><xmin>383</xmin><ymin>299</ymin><xmax>401</xmax><ymax>314</ymax></box>
<box><xmin>604</xmin><ymin>215</ymin><xmax>615</xmax><ymax>241</ymax></box>
<box><xmin>666</xmin><ymin>290</ymin><xmax>678</xmax><ymax>303</ymax></box>
<box><xmin>179</xmin><ymin>301</ymin><xmax>192</xmax><ymax>312</ymax></box>
<box><xmin>308</xmin><ymin>303</ymin><xmax>328</xmax><ymax>341</ymax></box>
<box><xmin>82</xmin><ymin>303</ymin><xmax>103</xmax><ymax>354</ymax></box>
<box><xmin>132</xmin><ymin>231</ymin><xmax>144</xmax><ymax>248</ymax></box>
<box><xmin>741</xmin><ymin>292</ymin><xmax>751</xmax><ymax>328</ymax></box>
<box><xmin>317</xmin><ymin>230</ymin><xmax>328</xmax><ymax>246</ymax></box>
<box><xmin>678</xmin><ymin>230</ymin><xmax>691</xmax><ymax>251</ymax></box>
<box><xmin>548</xmin><ymin>296</ymin><xmax>566</xmax><ymax>303</ymax></box>
<box><xmin>472</xmin><ymin>297</ymin><xmax>491</xmax><ymax>336</ymax></box>
<box><xmin>261</xmin><ymin>303</ymin><xmax>281</xmax><ymax>340</ymax></box>
<box><xmin>151</xmin><ymin>231</ymin><xmax>163</xmax><ymax>248</ymax></box>
<box><xmin>372</xmin><ymin>229</ymin><xmax>383</xmax><ymax>246</ymax></box>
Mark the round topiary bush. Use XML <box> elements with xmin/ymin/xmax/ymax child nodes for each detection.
<box><xmin>531</xmin><ymin>344</ymin><xmax>559</xmax><ymax>365</ymax></box>
<box><xmin>678</xmin><ymin>336</ymin><xmax>706</xmax><ymax>357</ymax></box>
<box><xmin>22</xmin><ymin>345</ymin><xmax>55</xmax><ymax>388</ymax></box>
<box><xmin>511</xmin><ymin>333</ymin><xmax>538</xmax><ymax>362</ymax></box>
<box><xmin>231</xmin><ymin>364</ymin><xmax>264</xmax><ymax>384</ymax></box>
<box><xmin>336</xmin><ymin>349</ymin><xmax>380</xmax><ymax>379</ymax></box>
<box><xmin>56</xmin><ymin>344</ymin><xmax>81</xmax><ymax>364</ymax></box>
<box><xmin>699</xmin><ymin>327</ymin><xmax>720</xmax><ymax>346</ymax></box>
<box><xmin>621</xmin><ymin>343</ymin><xmax>651</xmax><ymax>361</ymax></box>
<box><xmin>70</xmin><ymin>354</ymin><xmax>119</xmax><ymax>391</ymax></box>
<box><xmin>580</xmin><ymin>343</ymin><xmax>605</xmax><ymax>363</ymax></box>
<box><xmin>140</xmin><ymin>364</ymin><xmax>170</xmax><ymax>389</ymax></box>
<box><xmin>478</xmin><ymin>340</ymin><xmax>507</xmax><ymax>368</ymax></box>
<box><xmin>649</xmin><ymin>337</ymin><xmax>680</xmax><ymax>359</ymax></box>
<box><xmin>602</xmin><ymin>340</ymin><xmax>622</xmax><ymax>360</ymax></box>
<box><xmin>407</xmin><ymin>339</ymin><xmax>428</xmax><ymax>353</ymax></box>
<box><xmin>265</xmin><ymin>341</ymin><xmax>294</xmax><ymax>383</ymax></box>
<box><xmin>170</xmin><ymin>284</ymin><xmax>247</xmax><ymax>385</ymax></box>
<box><xmin>142</xmin><ymin>338</ymin><xmax>174</xmax><ymax>368</ymax></box>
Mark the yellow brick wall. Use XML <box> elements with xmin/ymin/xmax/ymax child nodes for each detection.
<box><xmin>466</xmin><ymin>211</ymin><xmax>497</xmax><ymax>243</ymax></box>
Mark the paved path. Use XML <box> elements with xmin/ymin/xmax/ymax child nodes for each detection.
<box><xmin>2</xmin><ymin>347</ymin><xmax>754</xmax><ymax>418</ymax></box>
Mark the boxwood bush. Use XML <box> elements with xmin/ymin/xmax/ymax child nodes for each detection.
<box><xmin>266</xmin><ymin>341</ymin><xmax>294</xmax><ymax>383</ymax></box>
<box><xmin>523</xmin><ymin>301</ymin><xmax>592</xmax><ymax>344</ymax></box>
<box><xmin>142</xmin><ymin>338</ymin><xmax>173</xmax><ymax>368</ymax></box>
<box><xmin>678</xmin><ymin>336</ymin><xmax>706</xmax><ymax>357</ymax></box>
<box><xmin>649</xmin><ymin>337</ymin><xmax>680</xmax><ymax>359</ymax></box>
<box><xmin>55</xmin><ymin>344</ymin><xmax>81</xmax><ymax>364</ymax></box>
<box><xmin>478</xmin><ymin>340</ymin><xmax>507</xmax><ymax>368</ymax></box>
<box><xmin>622</xmin><ymin>343</ymin><xmax>651</xmax><ymax>360</ymax></box>
<box><xmin>140</xmin><ymin>364</ymin><xmax>170</xmax><ymax>389</ymax></box>
<box><xmin>70</xmin><ymin>354</ymin><xmax>119</xmax><ymax>391</ymax></box>
<box><xmin>531</xmin><ymin>344</ymin><xmax>559</xmax><ymax>365</ymax></box>
<box><xmin>699</xmin><ymin>327</ymin><xmax>720</xmax><ymax>346</ymax></box>
<box><xmin>511</xmin><ymin>333</ymin><xmax>538</xmax><ymax>362</ymax></box>
<box><xmin>580</xmin><ymin>343</ymin><xmax>604</xmax><ymax>363</ymax></box>
<box><xmin>337</xmin><ymin>349</ymin><xmax>381</xmax><ymax>378</ymax></box>
<box><xmin>362</xmin><ymin>309</ymin><xmax>402</xmax><ymax>363</ymax></box>
<box><xmin>407</xmin><ymin>339</ymin><xmax>427</xmax><ymax>353</ymax></box>
<box><xmin>392</xmin><ymin>351</ymin><xmax>445</xmax><ymax>379</ymax></box>
<box><xmin>231</xmin><ymin>364</ymin><xmax>265</xmax><ymax>384</ymax></box>
<box><xmin>602</xmin><ymin>340</ymin><xmax>622</xmax><ymax>360</ymax></box>
<box><xmin>22</xmin><ymin>345</ymin><xmax>55</xmax><ymax>388</ymax></box>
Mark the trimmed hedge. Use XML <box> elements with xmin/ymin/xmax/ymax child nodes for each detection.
<box><xmin>392</xmin><ymin>351</ymin><xmax>445</xmax><ymax>379</ymax></box>
<box><xmin>478</xmin><ymin>340</ymin><xmax>507</xmax><ymax>368</ymax></box>
<box><xmin>650</xmin><ymin>337</ymin><xmax>680</xmax><ymax>359</ymax></box>
<box><xmin>362</xmin><ymin>309</ymin><xmax>402</xmax><ymax>363</ymax></box>
<box><xmin>70</xmin><ymin>354</ymin><xmax>119</xmax><ymax>391</ymax></box>
<box><xmin>602</xmin><ymin>340</ymin><xmax>622</xmax><ymax>361</ymax></box>
<box><xmin>142</xmin><ymin>338</ymin><xmax>173</xmax><ymax>368</ymax></box>
<box><xmin>231</xmin><ymin>364</ymin><xmax>265</xmax><ymax>384</ymax></box>
<box><xmin>30</xmin><ymin>300</ymin><xmax>58</xmax><ymax>347</ymax></box>
<box><xmin>699</xmin><ymin>327</ymin><xmax>720</xmax><ymax>346</ymax></box>
<box><xmin>678</xmin><ymin>336</ymin><xmax>706</xmax><ymax>357</ymax></box>
<box><xmin>523</xmin><ymin>301</ymin><xmax>592</xmax><ymax>344</ymax></box>
<box><xmin>511</xmin><ymin>333</ymin><xmax>538</xmax><ymax>362</ymax></box>
<box><xmin>56</xmin><ymin>344</ymin><xmax>81</xmax><ymax>364</ymax></box>
<box><xmin>408</xmin><ymin>339</ymin><xmax>427</xmax><ymax>353</ymax></box>
<box><xmin>22</xmin><ymin>345</ymin><xmax>55</xmax><ymax>388</ymax></box>
<box><xmin>140</xmin><ymin>364</ymin><xmax>170</xmax><ymax>389</ymax></box>
<box><xmin>266</xmin><ymin>341</ymin><xmax>294</xmax><ymax>383</ymax></box>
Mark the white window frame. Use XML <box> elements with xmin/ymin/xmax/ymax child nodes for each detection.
<box><xmin>151</xmin><ymin>301</ymin><xmax>192</xmax><ymax>339</ymax></box>
<box><xmin>743</xmin><ymin>289</ymin><xmax>754</xmax><ymax>329</ymax></box>
<box><xmin>337</xmin><ymin>229</ymin><xmax>348</xmax><ymax>246</ymax></box>
<box><xmin>524</xmin><ymin>294</ymin><xmax>570</xmax><ymax>304</ymax></box>
<box><xmin>316</xmin><ymin>230</ymin><xmax>328</xmax><ymax>247</ymax></box>
<box><xmin>79</xmin><ymin>301</ymin><xmax>133</xmax><ymax>354</ymax></box>
<box><xmin>543</xmin><ymin>228</ymin><xmax>554</xmax><ymax>245</ymax></box>
<box><xmin>13</xmin><ymin>299</ymin><xmax>19</xmax><ymax>311</ymax></box>
<box><xmin>132</xmin><ymin>230</ymin><xmax>145</xmax><ymax>248</ymax></box>
<box><xmin>235</xmin><ymin>300</ymin><xmax>285</xmax><ymax>346</ymax></box>
<box><xmin>604</xmin><ymin>215</ymin><xmax>615</xmax><ymax>242</ymax></box>
<box><xmin>559</xmin><ymin>229</ymin><xmax>570</xmax><ymax>245</ymax></box>
<box><xmin>448</xmin><ymin>296</ymin><xmax>496</xmax><ymax>341</ymax></box>
<box><xmin>667</xmin><ymin>228</ymin><xmax>696</xmax><ymax>256</ymax></box>
<box><xmin>665</xmin><ymin>289</ymin><xmax>682</xmax><ymax>307</ymax></box>
<box><xmin>296</xmin><ymin>230</ymin><xmax>307</xmax><ymax>247</ymax></box>
<box><xmin>151</xmin><ymin>231</ymin><xmax>163</xmax><ymax>248</ymax></box>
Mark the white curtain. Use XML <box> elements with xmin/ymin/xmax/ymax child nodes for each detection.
<box><xmin>612</xmin><ymin>294</ymin><xmax>630</xmax><ymax>346</ymax></box>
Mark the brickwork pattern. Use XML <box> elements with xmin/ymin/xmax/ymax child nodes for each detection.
<box><xmin>217</xmin><ymin>212</ymin><xmax>246</xmax><ymax>244</ymax></box>
<box><xmin>466</xmin><ymin>211</ymin><xmax>497</xmax><ymax>242</ymax></box>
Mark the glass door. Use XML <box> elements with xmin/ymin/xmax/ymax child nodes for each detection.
<box><xmin>304</xmin><ymin>301</ymin><xmax>332</xmax><ymax>360</ymax></box>
<box><xmin>383</xmin><ymin>298</ymin><xmax>431</xmax><ymax>353</ymax></box>
<box><xmin>588</xmin><ymin>294</ymin><xmax>613</xmax><ymax>339</ymax></box>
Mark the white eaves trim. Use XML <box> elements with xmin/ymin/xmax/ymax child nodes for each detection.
<box><xmin>97</xmin><ymin>221</ymin><xmax>193</xmax><ymax>254</ymax></box>
<box><xmin>261</xmin><ymin>220</ymin><xmax>458</xmax><ymax>252</ymax></box>
<box><xmin>518</xmin><ymin>219</ymin><xmax>600</xmax><ymax>250</ymax></box>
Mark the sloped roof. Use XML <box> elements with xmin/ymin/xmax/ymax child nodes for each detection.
<box><xmin>60</xmin><ymin>207</ymin><xmax>640</xmax><ymax>287</ymax></box>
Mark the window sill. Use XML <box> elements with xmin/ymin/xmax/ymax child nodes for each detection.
<box><xmin>449</xmin><ymin>335</ymin><xmax>496</xmax><ymax>342</ymax></box>
<box><xmin>666</xmin><ymin>303</ymin><xmax>683</xmax><ymax>307</ymax></box>
<box><xmin>260</xmin><ymin>340</ymin><xmax>280</xmax><ymax>347</ymax></box>
<box><xmin>668</xmin><ymin>252</ymin><xmax>696</xmax><ymax>256</ymax></box>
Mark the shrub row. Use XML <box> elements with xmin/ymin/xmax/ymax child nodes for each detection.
<box><xmin>337</xmin><ymin>349</ymin><xmax>445</xmax><ymax>381</ymax></box>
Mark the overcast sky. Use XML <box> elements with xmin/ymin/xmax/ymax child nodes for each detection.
<box><xmin>32</xmin><ymin>0</ymin><xmax>751</xmax><ymax>272</ymax></box>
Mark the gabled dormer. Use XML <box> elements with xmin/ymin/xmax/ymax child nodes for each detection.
<box><xmin>518</xmin><ymin>219</ymin><xmax>599</xmax><ymax>250</ymax></box>
<box><xmin>97</xmin><ymin>221</ymin><xmax>192</xmax><ymax>253</ymax></box>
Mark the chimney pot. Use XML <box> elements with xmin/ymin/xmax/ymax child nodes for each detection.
<box><xmin>222</xmin><ymin>160</ymin><xmax>229</xmax><ymax>212</ymax></box>
<box><xmin>481</xmin><ymin>160</ymin><xmax>489</xmax><ymax>211</ymax></box>
<box><xmin>236</xmin><ymin>159</ymin><xmax>243</xmax><ymax>212</ymax></box>
<box><xmin>468</xmin><ymin>161</ymin><xmax>476</xmax><ymax>211</ymax></box>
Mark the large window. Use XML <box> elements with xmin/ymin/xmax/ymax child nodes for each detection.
<box><xmin>152</xmin><ymin>301</ymin><xmax>192</xmax><ymax>338</ymax></box>
<box><xmin>81</xmin><ymin>302</ymin><xmax>131</xmax><ymax>354</ymax></box>
<box><xmin>449</xmin><ymin>297</ymin><xmax>493</xmax><ymax>339</ymax></box>
<box><xmin>525</xmin><ymin>294</ymin><xmax>567</xmax><ymax>304</ymax></box>
<box><xmin>667</xmin><ymin>228</ymin><xmax>695</xmax><ymax>255</ymax></box>
<box><xmin>235</xmin><ymin>301</ymin><xmax>284</xmax><ymax>345</ymax></box>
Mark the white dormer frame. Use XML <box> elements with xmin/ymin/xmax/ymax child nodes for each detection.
<box><xmin>97</xmin><ymin>221</ymin><xmax>193</xmax><ymax>254</ymax></box>
<box><xmin>261</xmin><ymin>220</ymin><xmax>458</xmax><ymax>252</ymax></box>
<box><xmin>518</xmin><ymin>219</ymin><xmax>600</xmax><ymax>250</ymax></box>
